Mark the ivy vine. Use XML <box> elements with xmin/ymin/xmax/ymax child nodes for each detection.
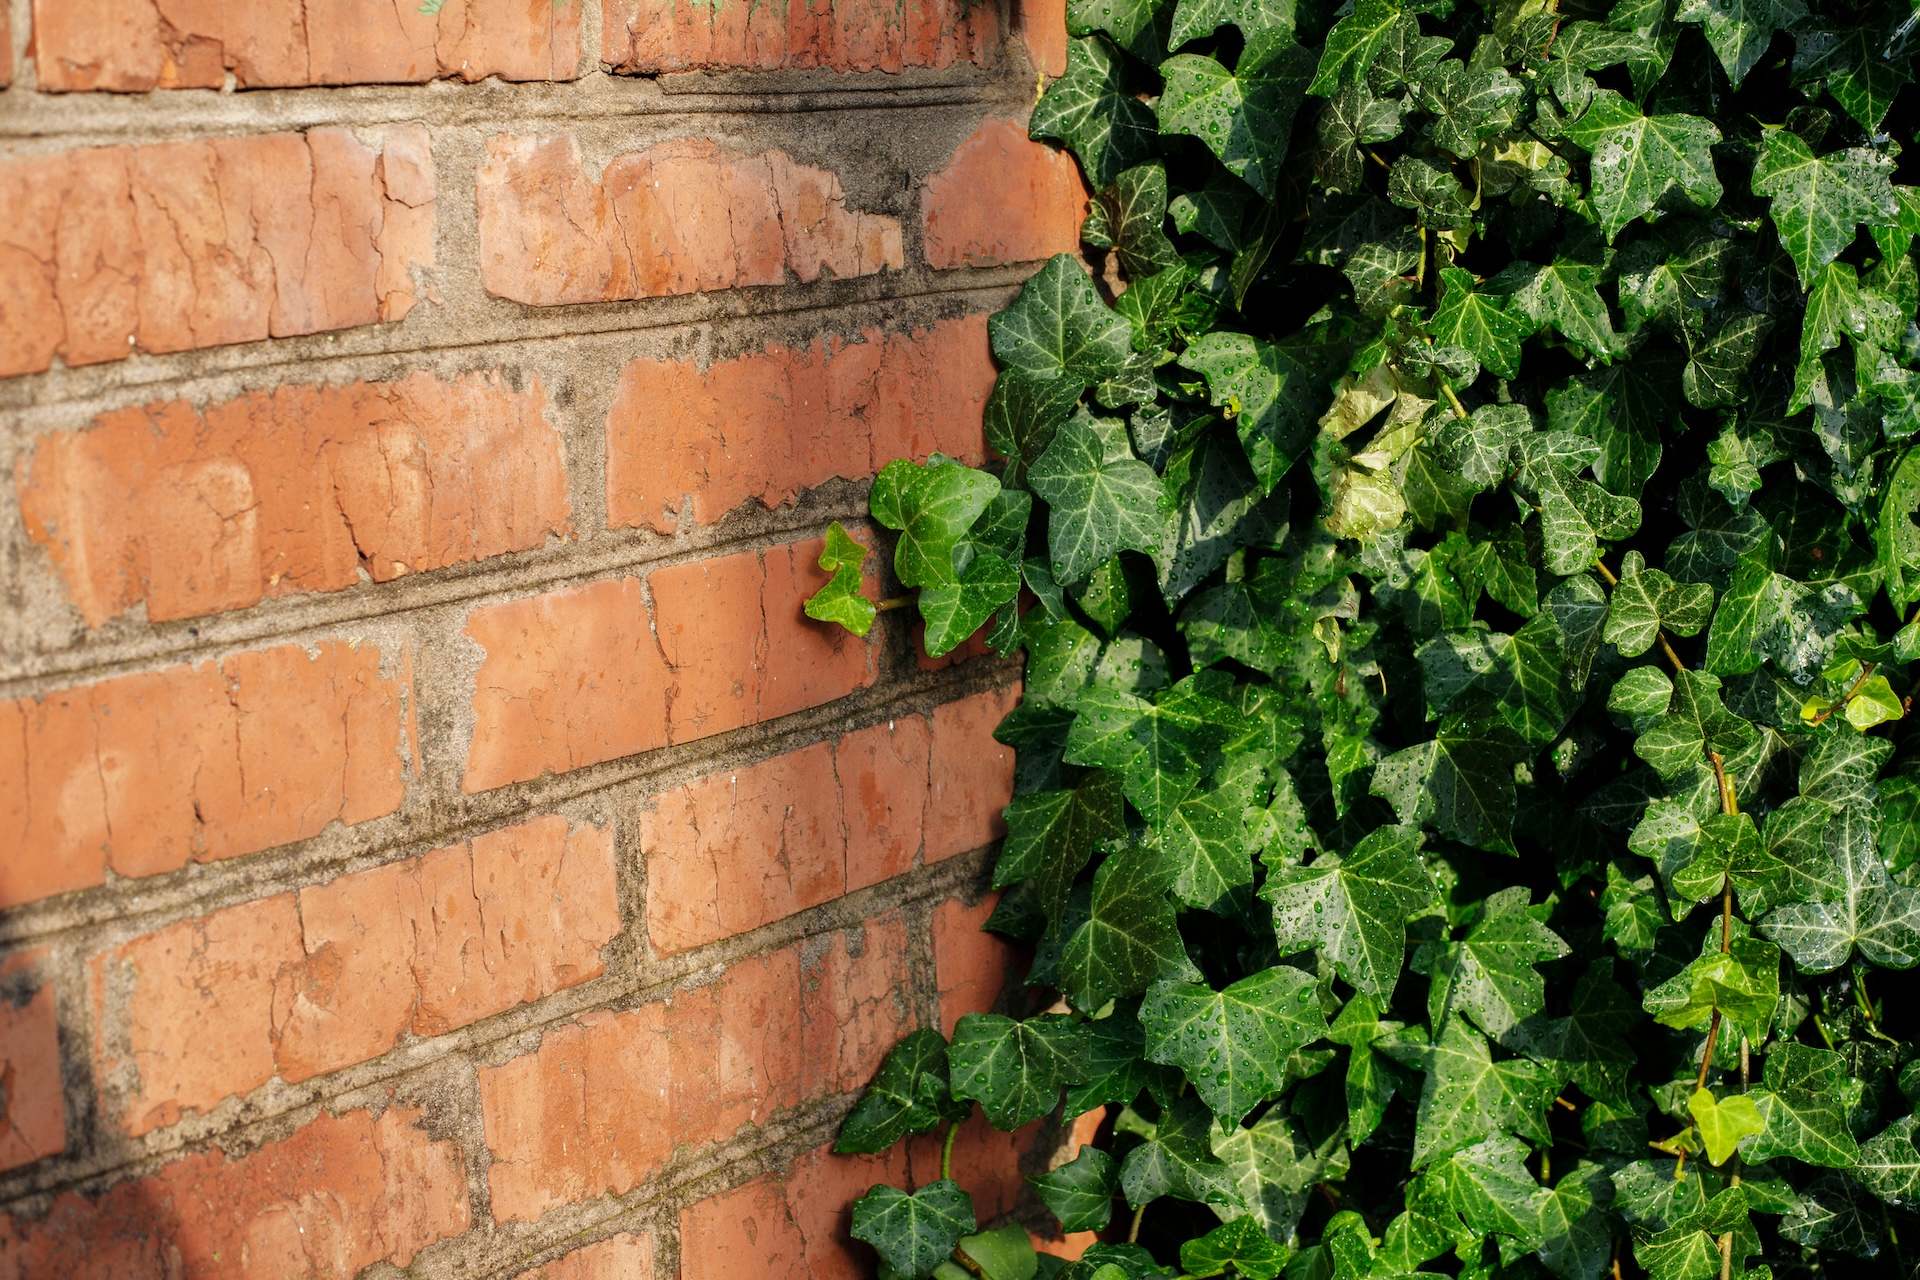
<box><xmin>806</xmin><ymin>0</ymin><xmax>1920</xmax><ymax>1275</ymax></box>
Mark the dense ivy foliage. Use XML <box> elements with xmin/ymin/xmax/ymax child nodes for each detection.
<box><xmin>806</xmin><ymin>0</ymin><xmax>1920</xmax><ymax>1275</ymax></box>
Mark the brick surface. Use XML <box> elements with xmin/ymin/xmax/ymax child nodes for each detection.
<box><xmin>479</xmin><ymin>916</ymin><xmax>912</xmax><ymax>1222</ymax></box>
<box><xmin>31</xmin><ymin>0</ymin><xmax>581</xmax><ymax>91</ymax></box>
<box><xmin>933</xmin><ymin>895</ymin><xmax>1020</xmax><ymax>1035</ymax></box>
<box><xmin>88</xmin><ymin>816</ymin><xmax>615</xmax><ymax>1134</ymax></box>
<box><xmin>641</xmin><ymin>717</ymin><xmax>929</xmax><ymax>954</ymax></box>
<box><xmin>605</xmin><ymin>316</ymin><xmax>995</xmax><ymax>534</ymax></box>
<box><xmin>19</xmin><ymin>371</ymin><xmax>568</xmax><ymax>626</ymax></box>
<box><xmin>602</xmin><ymin>0</ymin><xmax>998</xmax><ymax>73</ymax></box>
<box><xmin>476</xmin><ymin>135</ymin><xmax>901</xmax><ymax>306</ymax></box>
<box><xmin>0</xmin><ymin>128</ymin><xmax>434</xmax><ymax>378</ymax></box>
<box><xmin>519</xmin><ymin>1232</ymin><xmax>654</xmax><ymax>1280</ymax></box>
<box><xmin>0</xmin><ymin>1105</ymin><xmax>468</xmax><ymax>1278</ymax></box>
<box><xmin>0</xmin><ymin>952</ymin><xmax>64</xmax><ymax>1173</ymax></box>
<box><xmin>680</xmin><ymin>1143</ymin><xmax>910</xmax><ymax>1280</ymax></box>
<box><xmin>463</xmin><ymin>540</ymin><xmax>876</xmax><ymax>792</ymax></box>
<box><xmin>0</xmin><ymin>641</ymin><xmax>409</xmax><ymax>909</ymax></box>
<box><xmin>925</xmin><ymin>686</ymin><xmax>1020</xmax><ymax>861</ymax></box>
<box><xmin>1020</xmin><ymin>0</ymin><xmax>1069</xmax><ymax>76</ymax></box>
<box><xmin>922</xmin><ymin>118</ymin><xmax>1087</xmax><ymax>270</ymax></box>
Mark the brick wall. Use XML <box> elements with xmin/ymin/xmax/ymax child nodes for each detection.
<box><xmin>0</xmin><ymin>0</ymin><xmax>1083</xmax><ymax>1274</ymax></box>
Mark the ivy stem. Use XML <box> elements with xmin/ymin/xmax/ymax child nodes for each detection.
<box><xmin>1808</xmin><ymin>661</ymin><xmax>1876</xmax><ymax>726</ymax></box>
<box><xmin>1128</xmin><ymin>1201</ymin><xmax>1147</xmax><ymax>1245</ymax></box>
<box><xmin>940</xmin><ymin>1121</ymin><xmax>959</xmax><ymax>1182</ymax></box>
<box><xmin>1438</xmin><ymin>379</ymin><xmax>1470</xmax><ymax>421</ymax></box>
<box><xmin>875</xmin><ymin>595</ymin><xmax>913</xmax><ymax>613</ymax></box>
<box><xmin>1677</xmin><ymin>752</ymin><xmax>1740</xmax><ymax>1181</ymax></box>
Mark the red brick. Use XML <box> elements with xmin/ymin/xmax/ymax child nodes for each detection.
<box><xmin>605</xmin><ymin>317</ymin><xmax>994</xmax><ymax>534</ymax></box>
<box><xmin>31</xmin><ymin>0</ymin><xmax>580</xmax><ymax>91</ymax></box>
<box><xmin>0</xmin><ymin>128</ymin><xmax>433</xmax><ymax>378</ymax></box>
<box><xmin>933</xmin><ymin>895</ymin><xmax>1020</xmax><ymax>1036</ymax></box>
<box><xmin>88</xmin><ymin>816</ymin><xmax>616</xmax><ymax>1134</ymax></box>
<box><xmin>476</xmin><ymin>135</ymin><xmax>901</xmax><ymax>306</ymax></box>
<box><xmin>464</xmin><ymin>539</ymin><xmax>876</xmax><ymax>792</ymax></box>
<box><xmin>0</xmin><ymin>6</ymin><xmax>10</xmax><ymax>86</ymax></box>
<box><xmin>641</xmin><ymin>718</ymin><xmax>928</xmax><ymax>954</ymax></box>
<box><xmin>0</xmin><ymin>951</ymin><xmax>64</xmax><ymax>1173</ymax></box>
<box><xmin>603</xmin><ymin>0</ymin><xmax>998</xmax><ymax>72</ymax></box>
<box><xmin>479</xmin><ymin>916</ymin><xmax>912</xmax><ymax>1222</ymax></box>
<box><xmin>0</xmin><ymin>1104</ymin><xmax>468</xmax><ymax>1279</ymax></box>
<box><xmin>0</xmin><ymin>641</ymin><xmax>409</xmax><ymax>910</ymax></box>
<box><xmin>521</xmin><ymin>1233</ymin><xmax>654</xmax><ymax>1280</ymax></box>
<box><xmin>680</xmin><ymin>1143</ymin><xmax>910</xmax><ymax>1280</ymax></box>
<box><xmin>276</xmin><ymin>815</ymin><xmax>620</xmax><ymax>1079</ymax></box>
<box><xmin>19</xmin><ymin>371</ymin><xmax>568</xmax><ymax>627</ymax></box>
<box><xmin>926</xmin><ymin>686</ymin><xmax>1020</xmax><ymax>861</ymax></box>
<box><xmin>1020</xmin><ymin>0</ymin><xmax>1068</xmax><ymax>76</ymax></box>
<box><xmin>911</xmin><ymin>1111</ymin><xmax>1035</xmax><ymax>1219</ymax></box>
<box><xmin>923</xmin><ymin>118</ymin><xmax>1087</xmax><ymax>270</ymax></box>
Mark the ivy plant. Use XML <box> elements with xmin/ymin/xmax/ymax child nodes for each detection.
<box><xmin>809</xmin><ymin>0</ymin><xmax>1920</xmax><ymax>1274</ymax></box>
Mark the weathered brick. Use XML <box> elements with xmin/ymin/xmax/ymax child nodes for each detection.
<box><xmin>0</xmin><ymin>951</ymin><xmax>64</xmax><ymax>1173</ymax></box>
<box><xmin>88</xmin><ymin>816</ymin><xmax>616</xmax><ymax>1134</ymax></box>
<box><xmin>926</xmin><ymin>686</ymin><xmax>1020</xmax><ymax>861</ymax></box>
<box><xmin>922</xmin><ymin>118</ymin><xmax>1087</xmax><ymax>270</ymax></box>
<box><xmin>464</xmin><ymin>540</ymin><xmax>877</xmax><ymax>792</ymax></box>
<box><xmin>18</xmin><ymin>371</ymin><xmax>568</xmax><ymax>627</ymax></box>
<box><xmin>520</xmin><ymin>1233</ymin><xmax>654</xmax><ymax>1280</ymax></box>
<box><xmin>479</xmin><ymin>916</ymin><xmax>912</xmax><ymax>1222</ymax></box>
<box><xmin>680</xmin><ymin>1143</ymin><xmax>909</xmax><ymax>1280</ymax></box>
<box><xmin>0</xmin><ymin>1104</ymin><xmax>468</xmax><ymax>1279</ymax></box>
<box><xmin>0</xmin><ymin>128</ymin><xmax>434</xmax><ymax>378</ymax></box>
<box><xmin>602</xmin><ymin>0</ymin><xmax>998</xmax><ymax>73</ymax></box>
<box><xmin>641</xmin><ymin>718</ymin><xmax>929</xmax><ymax>954</ymax></box>
<box><xmin>933</xmin><ymin>895</ymin><xmax>1020</xmax><ymax>1035</ymax></box>
<box><xmin>0</xmin><ymin>641</ymin><xmax>409</xmax><ymax>909</ymax></box>
<box><xmin>0</xmin><ymin>6</ymin><xmax>10</xmax><ymax>86</ymax></box>
<box><xmin>31</xmin><ymin>0</ymin><xmax>581</xmax><ymax>91</ymax></box>
<box><xmin>476</xmin><ymin>135</ymin><xmax>900</xmax><ymax>306</ymax></box>
<box><xmin>605</xmin><ymin>317</ymin><xmax>994</xmax><ymax>534</ymax></box>
<box><xmin>1021</xmin><ymin>0</ymin><xmax>1069</xmax><ymax>76</ymax></box>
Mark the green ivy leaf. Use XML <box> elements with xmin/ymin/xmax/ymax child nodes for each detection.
<box><xmin>1266</xmin><ymin>825</ymin><xmax>1437</xmax><ymax>998</ymax></box>
<box><xmin>804</xmin><ymin>521</ymin><xmax>877</xmax><ymax>635</ymax></box>
<box><xmin>1031</xmin><ymin>1145</ymin><xmax>1120</xmax><ymax>1232</ymax></box>
<box><xmin>1400</xmin><ymin>1018</ymin><xmax>1557</xmax><ymax>1166</ymax></box>
<box><xmin>1762</xmin><ymin>802</ymin><xmax>1920</xmax><ymax>972</ymax></box>
<box><xmin>1180</xmin><ymin>330</ymin><xmax>1331</xmax><ymax>491</ymax></box>
<box><xmin>1068</xmin><ymin>0</ymin><xmax>1170</xmax><ymax>63</ymax></box>
<box><xmin>1674</xmin><ymin>0</ymin><xmax>1805</xmax><ymax>85</ymax></box>
<box><xmin>1427</xmin><ymin>894</ymin><xmax>1572</xmax><ymax>1041</ymax></box>
<box><xmin>950</xmin><ymin>1013</ymin><xmax>1091</xmax><ymax>1129</ymax></box>
<box><xmin>1563</xmin><ymin>90</ymin><xmax>1722</xmax><ymax>240</ymax></box>
<box><xmin>1142</xmin><ymin>965</ymin><xmax>1328</xmax><ymax>1124</ymax></box>
<box><xmin>838</xmin><ymin>1029</ymin><xmax>966</xmax><ymax>1154</ymax></box>
<box><xmin>991</xmin><ymin>255</ymin><xmax>1134</xmax><ymax>389</ymax></box>
<box><xmin>1060</xmin><ymin>844</ymin><xmax>1199</xmax><ymax>1010</ymax></box>
<box><xmin>1429</xmin><ymin>267</ymin><xmax>1531</xmax><ymax>381</ymax></box>
<box><xmin>1751</xmin><ymin>128</ymin><xmax>1898</xmax><ymax>289</ymax></box>
<box><xmin>1687</xmin><ymin>1087</ymin><xmax>1764</xmax><ymax>1165</ymax></box>
<box><xmin>1158</xmin><ymin>33</ymin><xmax>1314</xmax><ymax>200</ymax></box>
<box><xmin>1746</xmin><ymin>1042</ymin><xmax>1860</xmax><ymax>1167</ymax></box>
<box><xmin>1030</xmin><ymin>410</ymin><xmax>1169</xmax><ymax>585</ymax></box>
<box><xmin>852</xmin><ymin>1181</ymin><xmax>976</xmax><ymax>1278</ymax></box>
<box><xmin>871</xmin><ymin>458</ymin><xmax>1002</xmax><ymax>589</ymax></box>
<box><xmin>1032</xmin><ymin>37</ymin><xmax>1158</xmax><ymax>185</ymax></box>
<box><xmin>1120</xmin><ymin>1095</ymin><xmax>1244</xmax><ymax>1208</ymax></box>
<box><xmin>1179</xmin><ymin>1216</ymin><xmax>1289</xmax><ymax>1279</ymax></box>
<box><xmin>1642</xmin><ymin>935</ymin><xmax>1781</xmax><ymax>1047</ymax></box>
<box><xmin>1856</xmin><ymin>1114</ymin><xmax>1920</xmax><ymax>1207</ymax></box>
<box><xmin>1308</xmin><ymin>0</ymin><xmax>1403</xmax><ymax>95</ymax></box>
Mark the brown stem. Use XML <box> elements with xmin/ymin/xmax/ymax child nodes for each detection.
<box><xmin>1809</xmin><ymin>662</ymin><xmax>1876</xmax><ymax>726</ymax></box>
<box><xmin>874</xmin><ymin>595</ymin><xmax>913</xmax><ymax>613</ymax></box>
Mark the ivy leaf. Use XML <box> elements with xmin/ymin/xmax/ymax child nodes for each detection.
<box><xmin>1511</xmin><ymin>432</ymin><xmax>1642</xmax><ymax>575</ymax></box>
<box><xmin>1060</xmin><ymin>844</ymin><xmax>1199</xmax><ymax>1010</ymax></box>
<box><xmin>1603</xmin><ymin>550</ymin><xmax>1713</xmax><ymax>657</ymax></box>
<box><xmin>1180</xmin><ymin>330</ymin><xmax>1330</xmax><ymax>491</ymax></box>
<box><xmin>1507</xmin><ymin>260</ymin><xmax>1624</xmax><ymax>363</ymax></box>
<box><xmin>921</xmin><ymin>547</ymin><xmax>1021</xmax><ymax>657</ymax></box>
<box><xmin>1211</xmin><ymin>1108</ymin><xmax>1351</xmax><ymax>1241</ymax></box>
<box><xmin>1154</xmin><ymin>755</ymin><xmax>1261</xmax><ymax>908</ymax></box>
<box><xmin>1170</xmin><ymin>0</ymin><xmax>1297</xmax><ymax>47</ymax></box>
<box><xmin>1142</xmin><ymin>965</ymin><xmax>1329</xmax><ymax>1125</ymax></box>
<box><xmin>1687</xmin><ymin>1088</ymin><xmax>1764</xmax><ymax>1166</ymax></box>
<box><xmin>1030</xmin><ymin>410</ymin><xmax>1169</xmax><ymax>585</ymax></box>
<box><xmin>1418</xmin><ymin>62</ymin><xmax>1528</xmax><ymax>159</ymax></box>
<box><xmin>1856</xmin><ymin>1115</ymin><xmax>1920</xmax><ymax>1207</ymax></box>
<box><xmin>1064</xmin><ymin>675</ymin><xmax>1236</xmax><ymax>822</ymax></box>
<box><xmin>1266</xmin><ymin>825</ymin><xmax>1437</xmax><ymax>999</ymax></box>
<box><xmin>949</xmin><ymin>1013</ymin><xmax>1090</xmax><ymax>1129</ymax></box>
<box><xmin>1308</xmin><ymin>0</ymin><xmax>1403</xmax><ymax>95</ymax></box>
<box><xmin>838</xmin><ymin>1029</ymin><xmax>966</xmax><ymax>1154</ymax></box>
<box><xmin>804</xmin><ymin>521</ymin><xmax>877</xmax><ymax>636</ymax></box>
<box><xmin>1428</xmin><ymin>896</ymin><xmax>1572</xmax><ymax>1041</ymax></box>
<box><xmin>1158</xmin><ymin>33</ymin><xmax>1315</xmax><ymax>199</ymax></box>
<box><xmin>1762</xmin><ymin>801</ymin><xmax>1920</xmax><ymax>973</ymax></box>
<box><xmin>1546</xmin><ymin>358</ymin><xmax>1676</xmax><ymax>498</ymax></box>
<box><xmin>871</xmin><ymin>458</ymin><xmax>1002</xmax><ymax>589</ymax></box>
<box><xmin>1792</xmin><ymin>22</ymin><xmax>1913</xmax><ymax>132</ymax></box>
<box><xmin>1032</xmin><ymin>36</ymin><xmax>1158</xmax><ymax>186</ymax></box>
<box><xmin>1877</xmin><ymin>448</ymin><xmax>1920</xmax><ymax>609</ymax></box>
<box><xmin>1120</xmin><ymin>1095</ymin><xmax>1243</xmax><ymax>1208</ymax></box>
<box><xmin>1427</xmin><ymin>1133</ymin><xmax>1550</xmax><ymax>1249</ymax></box>
<box><xmin>1703</xmin><ymin>553</ymin><xmax>1860</xmax><ymax>681</ymax></box>
<box><xmin>1735</xmin><ymin>796</ymin><xmax>1842</xmax><ymax>916</ymax></box>
<box><xmin>1317</xmin><ymin>84</ymin><xmax>1405</xmax><ymax>192</ymax></box>
<box><xmin>1673</xmin><ymin>0</ymin><xmax>1805</xmax><ymax>85</ymax></box>
<box><xmin>1537</xmin><ymin>1165</ymin><xmax>1616</xmax><ymax>1280</ymax></box>
<box><xmin>1642</xmin><ymin>935</ymin><xmax>1781</xmax><ymax>1047</ymax></box>
<box><xmin>1031</xmin><ymin>1146</ymin><xmax>1120</xmax><ymax>1233</ymax></box>
<box><xmin>1087</xmin><ymin>164</ymin><xmax>1181</xmax><ymax>278</ymax></box>
<box><xmin>1750</xmin><ymin>129</ymin><xmax>1898</xmax><ymax>289</ymax></box>
<box><xmin>1371</xmin><ymin>716</ymin><xmax>1521</xmax><ymax>853</ymax></box>
<box><xmin>1746</xmin><ymin>1043</ymin><xmax>1860</xmax><ymax>1168</ymax></box>
<box><xmin>1388</xmin><ymin>155</ymin><xmax>1475</xmax><ymax>230</ymax></box>
<box><xmin>990</xmin><ymin>255</ymin><xmax>1134</xmax><ymax>389</ymax></box>
<box><xmin>984</xmin><ymin>371</ymin><xmax>1083</xmax><ymax>486</ymax></box>
<box><xmin>1066</xmin><ymin>1002</ymin><xmax>1182</xmax><ymax>1117</ymax></box>
<box><xmin>995</xmin><ymin>772</ymin><xmax>1128</xmax><ymax>918</ymax></box>
<box><xmin>1430</xmin><ymin>267</ymin><xmax>1530</xmax><ymax>381</ymax></box>
<box><xmin>1401</xmin><ymin>1018</ymin><xmax>1557</xmax><ymax>1166</ymax></box>
<box><xmin>1068</xmin><ymin>0</ymin><xmax>1170</xmax><ymax>63</ymax></box>
<box><xmin>1563</xmin><ymin>90</ymin><xmax>1722</xmax><ymax>240</ymax></box>
<box><xmin>851</xmin><ymin>1181</ymin><xmax>976</xmax><ymax>1278</ymax></box>
<box><xmin>1179</xmin><ymin>1217</ymin><xmax>1289</xmax><ymax>1280</ymax></box>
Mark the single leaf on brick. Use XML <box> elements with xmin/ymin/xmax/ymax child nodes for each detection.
<box><xmin>838</xmin><ymin>1029</ymin><xmax>967</xmax><ymax>1154</ymax></box>
<box><xmin>851</xmin><ymin>1180</ymin><xmax>977</xmax><ymax>1278</ymax></box>
<box><xmin>870</xmin><ymin>458</ymin><xmax>1002</xmax><ymax>589</ymax></box>
<box><xmin>804</xmin><ymin>521</ymin><xmax>876</xmax><ymax>636</ymax></box>
<box><xmin>950</xmin><ymin>1013</ymin><xmax>1090</xmax><ymax>1129</ymax></box>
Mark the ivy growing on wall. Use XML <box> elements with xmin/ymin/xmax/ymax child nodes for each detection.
<box><xmin>808</xmin><ymin>0</ymin><xmax>1920</xmax><ymax>1275</ymax></box>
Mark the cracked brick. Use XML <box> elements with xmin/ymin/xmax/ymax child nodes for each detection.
<box><xmin>0</xmin><ymin>127</ymin><xmax>435</xmax><ymax>378</ymax></box>
<box><xmin>680</xmin><ymin>1142</ymin><xmax>911</xmax><ymax>1279</ymax></box>
<box><xmin>18</xmin><ymin>370</ymin><xmax>568</xmax><ymax>627</ymax></box>
<box><xmin>475</xmin><ymin>134</ymin><xmax>902</xmax><ymax>306</ymax></box>
<box><xmin>605</xmin><ymin>316</ymin><xmax>994</xmax><ymax>534</ymax></box>
<box><xmin>602</xmin><ymin>0</ymin><xmax>999</xmax><ymax>72</ymax></box>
